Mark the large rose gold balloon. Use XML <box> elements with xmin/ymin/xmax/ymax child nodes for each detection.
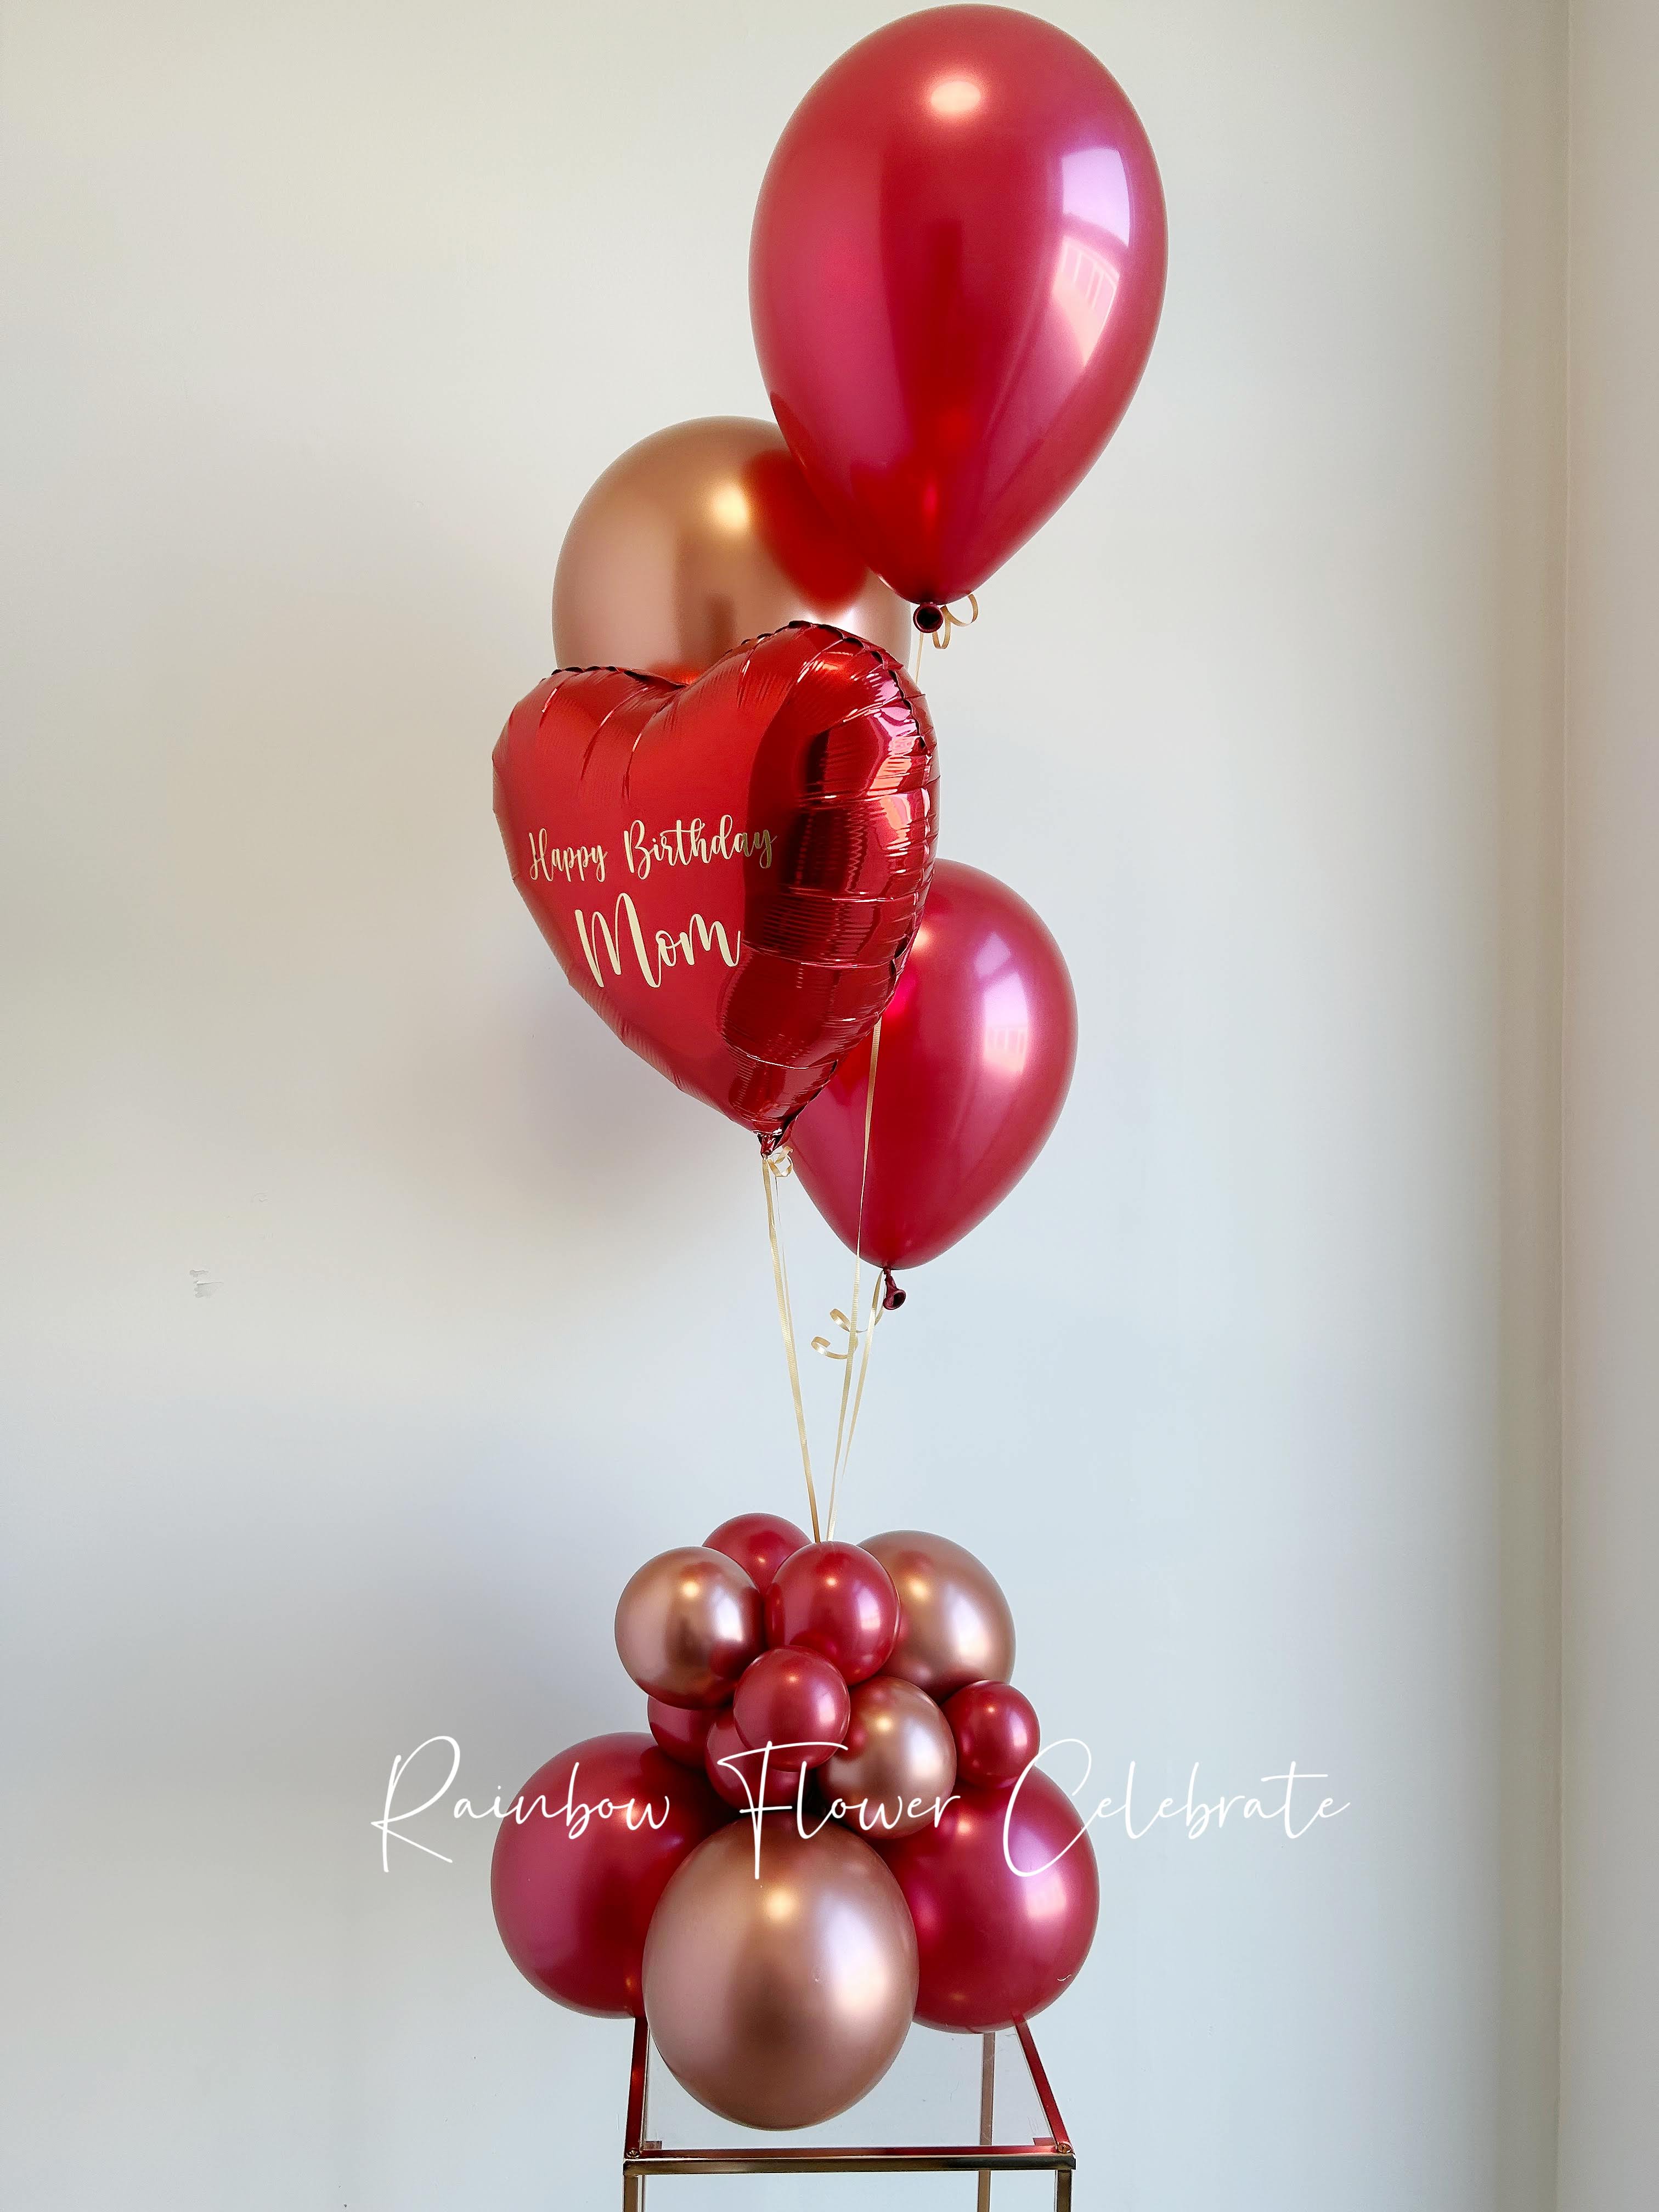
<box><xmin>822</xmin><ymin>1675</ymin><xmax>958</xmax><ymax>1840</ymax></box>
<box><xmin>614</xmin><ymin>1547</ymin><xmax>762</xmax><ymax>1711</ymax></box>
<box><xmin>644</xmin><ymin>1818</ymin><xmax>918</xmax><ymax>2129</ymax></box>
<box><xmin>552</xmin><ymin>417</ymin><xmax>911</xmax><ymax>680</ymax></box>
<box><xmin>860</xmin><ymin>1531</ymin><xmax>1016</xmax><ymax>1701</ymax></box>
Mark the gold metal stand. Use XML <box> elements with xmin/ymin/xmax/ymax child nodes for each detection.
<box><xmin>622</xmin><ymin>2016</ymin><xmax>1074</xmax><ymax>2208</ymax></box>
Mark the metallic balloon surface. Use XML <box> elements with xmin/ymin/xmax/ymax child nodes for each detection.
<box><xmin>647</xmin><ymin>1697</ymin><xmax>721</xmax><ymax>1770</ymax></box>
<box><xmin>823</xmin><ymin>1674</ymin><xmax>958</xmax><ymax>1839</ymax></box>
<box><xmin>860</xmin><ymin>1530</ymin><xmax>1016</xmax><ymax>1700</ymax></box>
<box><xmin>879</xmin><ymin>1772</ymin><xmax>1098</xmax><ymax>2031</ymax></box>
<box><xmin>552</xmin><ymin>418</ymin><xmax>911</xmax><ymax>680</ymax></box>
<box><xmin>644</xmin><ymin>1819</ymin><xmax>918</xmax><ymax>2128</ymax></box>
<box><xmin>703</xmin><ymin>1709</ymin><xmax>806</xmax><ymax>1812</ymax></box>
<box><xmin>945</xmin><ymin>1680</ymin><xmax>1041</xmax><ymax>1789</ymax></box>
<box><xmin>614</xmin><ymin>1547</ymin><xmax>763</xmax><ymax>1711</ymax></box>
<box><xmin>491</xmin><ymin>1733</ymin><xmax>728</xmax><ymax>2018</ymax></box>
<box><xmin>493</xmin><ymin>625</ymin><xmax>939</xmax><ymax>1135</ymax></box>
<box><xmin>703</xmin><ymin>1510</ymin><xmax>810</xmax><ymax>1594</ymax></box>
<box><xmin>751</xmin><ymin>7</ymin><xmax>1167</xmax><ymax>605</ymax></box>
<box><xmin>789</xmin><ymin>861</ymin><xmax>1076</xmax><ymax>1267</ymax></box>
<box><xmin>733</xmin><ymin>1647</ymin><xmax>850</xmax><ymax>1769</ymax></box>
<box><xmin>765</xmin><ymin>1541</ymin><xmax>901</xmax><ymax>1684</ymax></box>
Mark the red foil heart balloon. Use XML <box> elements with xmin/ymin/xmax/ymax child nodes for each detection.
<box><xmin>492</xmin><ymin>624</ymin><xmax>938</xmax><ymax>1135</ymax></box>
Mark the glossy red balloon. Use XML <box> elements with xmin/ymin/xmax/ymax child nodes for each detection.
<box><xmin>766</xmin><ymin>1542</ymin><xmax>901</xmax><ymax>1684</ymax></box>
<box><xmin>878</xmin><ymin>1771</ymin><xmax>1099</xmax><ymax>2030</ymax></box>
<box><xmin>733</xmin><ymin>1648</ymin><xmax>851</xmax><ymax>1770</ymax></box>
<box><xmin>789</xmin><ymin>861</ymin><xmax>1076</xmax><ymax>1269</ymax></box>
<box><xmin>751</xmin><ymin>6</ymin><xmax>1167</xmax><ymax>606</ymax></box>
<box><xmin>648</xmin><ymin>1697</ymin><xmax>723</xmax><ymax>1770</ymax></box>
<box><xmin>704</xmin><ymin>1708</ymin><xmax>809</xmax><ymax>1812</ymax></box>
<box><xmin>945</xmin><ymin>1680</ymin><xmax>1041</xmax><ymax>1790</ymax></box>
<box><xmin>491</xmin><ymin>1733</ymin><xmax>729</xmax><ymax>2017</ymax></box>
<box><xmin>704</xmin><ymin>1511</ymin><xmax>810</xmax><ymax>1594</ymax></box>
<box><xmin>493</xmin><ymin>624</ymin><xmax>938</xmax><ymax>1135</ymax></box>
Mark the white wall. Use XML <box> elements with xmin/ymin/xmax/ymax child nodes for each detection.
<box><xmin>0</xmin><ymin>5</ymin><xmax>1564</xmax><ymax>2208</ymax></box>
<box><xmin>1560</xmin><ymin>5</ymin><xmax>1659</xmax><ymax>2208</ymax></box>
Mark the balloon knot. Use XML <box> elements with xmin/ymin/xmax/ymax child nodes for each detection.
<box><xmin>912</xmin><ymin>603</ymin><xmax>945</xmax><ymax>634</ymax></box>
<box><xmin>881</xmin><ymin>1268</ymin><xmax>907</xmax><ymax>1312</ymax></box>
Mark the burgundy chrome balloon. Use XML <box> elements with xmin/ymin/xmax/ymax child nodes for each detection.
<box><xmin>879</xmin><ymin>1770</ymin><xmax>1099</xmax><ymax>2032</ymax></box>
<box><xmin>493</xmin><ymin>624</ymin><xmax>938</xmax><ymax>1135</ymax></box>
<box><xmin>491</xmin><ymin>1733</ymin><xmax>728</xmax><ymax>2018</ymax></box>
<box><xmin>752</xmin><ymin>6</ymin><xmax>1167</xmax><ymax>605</ymax></box>
<box><xmin>789</xmin><ymin>861</ymin><xmax>1076</xmax><ymax>1269</ymax></box>
<box><xmin>703</xmin><ymin>1510</ymin><xmax>810</xmax><ymax>1594</ymax></box>
<box><xmin>765</xmin><ymin>1541</ymin><xmax>901</xmax><ymax>1685</ymax></box>
<box><xmin>703</xmin><ymin>1708</ymin><xmax>808</xmax><ymax>1812</ymax></box>
<box><xmin>647</xmin><ymin>1697</ymin><xmax>723</xmax><ymax>1770</ymax></box>
<box><xmin>733</xmin><ymin>1647</ymin><xmax>851</xmax><ymax>1769</ymax></box>
<box><xmin>945</xmin><ymin>1680</ymin><xmax>1041</xmax><ymax>1789</ymax></box>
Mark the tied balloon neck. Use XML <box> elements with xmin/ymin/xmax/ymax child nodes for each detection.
<box><xmin>910</xmin><ymin>595</ymin><xmax>979</xmax><ymax>651</ymax></box>
<box><xmin>881</xmin><ymin>1268</ymin><xmax>906</xmax><ymax>1313</ymax></box>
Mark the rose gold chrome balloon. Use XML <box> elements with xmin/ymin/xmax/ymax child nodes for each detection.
<box><xmin>614</xmin><ymin>1547</ymin><xmax>762</xmax><ymax>1711</ymax></box>
<box><xmin>860</xmin><ymin>1531</ymin><xmax>1015</xmax><ymax>1700</ymax></box>
<box><xmin>644</xmin><ymin>1818</ymin><xmax>918</xmax><ymax>2130</ymax></box>
<box><xmin>822</xmin><ymin>1675</ymin><xmax>958</xmax><ymax>1840</ymax></box>
<box><xmin>552</xmin><ymin>417</ymin><xmax>911</xmax><ymax>680</ymax></box>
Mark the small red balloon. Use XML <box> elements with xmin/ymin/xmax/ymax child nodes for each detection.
<box><xmin>945</xmin><ymin>1681</ymin><xmax>1041</xmax><ymax>1789</ymax></box>
<box><xmin>704</xmin><ymin>1510</ymin><xmax>810</xmax><ymax>1594</ymax></box>
<box><xmin>878</xmin><ymin>1771</ymin><xmax>1098</xmax><ymax>2031</ymax></box>
<box><xmin>491</xmin><ymin>1733</ymin><xmax>728</xmax><ymax>2018</ymax></box>
<box><xmin>704</xmin><ymin>1708</ymin><xmax>808</xmax><ymax>1812</ymax></box>
<box><xmin>765</xmin><ymin>1541</ymin><xmax>900</xmax><ymax>1684</ymax></box>
<box><xmin>648</xmin><ymin>1697</ymin><xmax>723</xmax><ymax>1770</ymax></box>
<box><xmin>733</xmin><ymin>1647</ymin><xmax>851</xmax><ymax>1769</ymax></box>
<box><xmin>790</xmin><ymin>862</ymin><xmax>1076</xmax><ymax>1270</ymax></box>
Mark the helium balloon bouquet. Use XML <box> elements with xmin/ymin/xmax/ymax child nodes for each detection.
<box><xmin>487</xmin><ymin>0</ymin><xmax>1165</xmax><ymax>2155</ymax></box>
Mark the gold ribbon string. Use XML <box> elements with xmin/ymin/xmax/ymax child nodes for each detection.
<box><xmin>761</xmin><ymin>1145</ymin><xmax>822</xmax><ymax>1542</ymax></box>
<box><xmin>928</xmin><ymin>592</ymin><xmax>980</xmax><ymax>650</ymax></box>
<box><xmin>817</xmin><ymin>1018</ymin><xmax>882</xmax><ymax>1541</ymax></box>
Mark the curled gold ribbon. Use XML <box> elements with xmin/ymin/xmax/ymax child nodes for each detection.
<box><xmin>928</xmin><ymin>592</ymin><xmax>980</xmax><ymax>650</ymax></box>
<box><xmin>822</xmin><ymin>1017</ymin><xmax>882</xmax><ymax>1540</ymax></box>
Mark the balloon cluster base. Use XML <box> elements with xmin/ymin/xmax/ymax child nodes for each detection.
<box><xmin>622</xmin><ymin>2014</ymin><xmax>1075</xmax><ymax>2208</ymax></box>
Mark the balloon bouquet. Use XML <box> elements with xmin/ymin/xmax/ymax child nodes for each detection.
<box><xmin>488</xmin><ymin>4</ymin><xmax>1165</xmax><ymax>2138</ymax></box>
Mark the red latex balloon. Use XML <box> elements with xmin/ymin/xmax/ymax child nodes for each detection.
<box><xmin>493</xmin><ymin>624</ymin><xmax>938</xmax><ymax>1135</ymax></box>
<box><xmin>766</xmin><ymin>1542</ymin><xmax>901</xmax><ymax>1684</ymax></box>
<box><xmin>490</xmin><ymin>1733</ymin><xmax>729</xmax><ymax>2017</ymax></box>
<box><xmin>751</xmin><ymin>6</ymin><xmax>1167</xmax><ymax>606</ymax></box>
<box><xmin>733</xmin><ymin>1647</ymin><xmax>851</xmax><ymax>1770</ymax></box>
<box><xmin>704</xmin><ymin>1511</ymin><xmax>810</xmax><ymax>1593</ymax></box>
<box><xmin>789</xmin><ymin>861</ymin><xmax>1077</xmax><ymax>1269</ymax></box>
<box><xmin>945</xmin><ymin>1680</ymin><xmax>1041</xmax><ymax>1789</ymax></box>
<box><xmin>648</xmin><ymin>1697</ymin><xmax>723</xmax><ymax>1770</ymax></box>
<box><xmin>704</xmin><ymin>1708</ymin><xmax>808</xmax><ymax>1812</ymax></box>
<box><xmin>879</xmin><ymin>1771</ymin><xmax>1099</xmax><ymax>2030</ymax></box>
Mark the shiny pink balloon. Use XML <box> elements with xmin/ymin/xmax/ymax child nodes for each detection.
<box><xmin>648</xmin><ymin>1697</ymin><xmax>722</xmax><ymax>1770</ymax></box>
<box><xmin>704</xmin><ymin>1511</ymin><xmax>810</xmax><ymax>1594</ymax></box>
<box><xmin>491</xmin><ymin>1733</ymin><xmax>729</xmax><ymax>2018</ymax></box>
<box><xmin>752</xmin><ymin>5</ymin><xmax>1167</xmax><ymax>606</ymax></box>
<box><xmin>704</xmin><ymin>1708</ymin><xmax>808</xmax><ymax>1813</ymax></box>
<box><xmin>879</xmin><ymin>1770</ymin><xmax>1099</xmax><ymax>2032</ymax></box>
<box><xmin>789</xmin><ymin>862</ymin><xmax>1076</xmax><ymax>1271</ymax></box>
<box><xmin>945</xmin><ymin>1680</ymin><xmax>1040</xmax><ymax>1789</ymax></box>
<box><xmin>765</xmin><ymin>1542</ymin><xmax>900</xmax><ymax>1684</ymax></box>
<box><xmin>614</xmin><ymin>1547</ymin><xmax>763</xmax><ymax>1711</ymax></box>
<box><xmin>733</xmin><ymin>1647</ymin><xmax>850</xmax><ymax>1769</ymax></box>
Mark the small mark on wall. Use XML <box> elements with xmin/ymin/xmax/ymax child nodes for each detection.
<box><xmin>189</xmin><ymin>1268</ymin><xmax>218</xmax><ymax>1299</ymax></box>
